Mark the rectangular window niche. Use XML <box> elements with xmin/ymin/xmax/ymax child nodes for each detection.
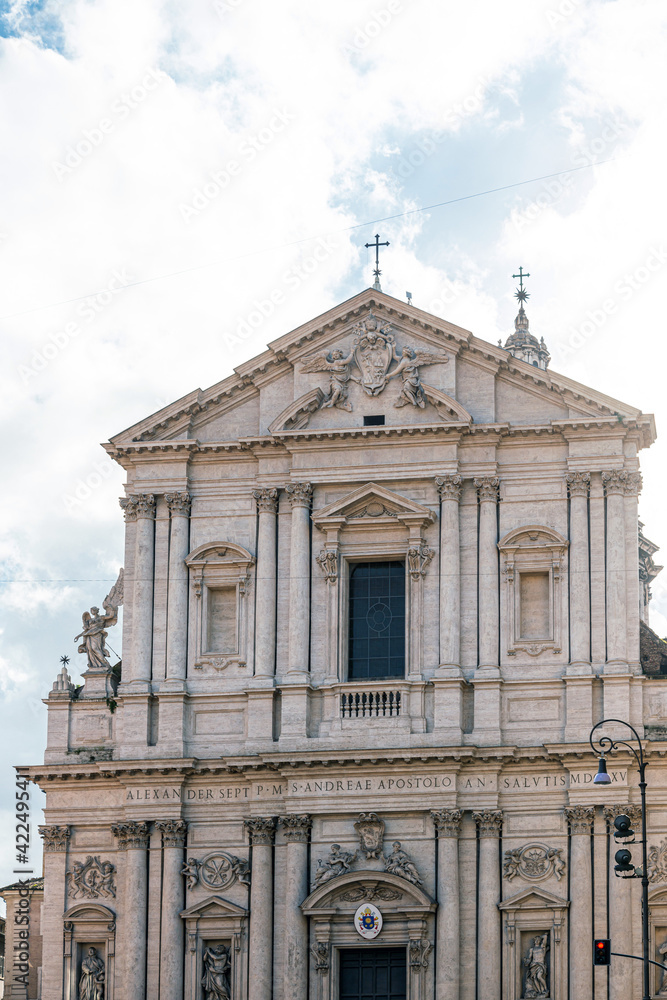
<box><xmin>499</xmin><ymin>525</ymin><xmax>568</xmax><ymax>658</ymax></box>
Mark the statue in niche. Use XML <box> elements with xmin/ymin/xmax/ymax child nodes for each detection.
<box><xmin>201</xmin><ymin>943</ymin><xmax>231</xmax><ymax>1000</ymax></box>
<box><xmin>522</xmin><ymin>934</ymin><xmax>549</xmax><ymax>999</ymax></box>
<box><xmin>74</xmin><ymin>570</ymin><xmax>123</xmax><ymax>671</ymax></box>
<box><xmin>383</xmin><ymin>841</ymin><xmax>423</xmax><ymax>885</ymax></box>
<box><xmin>314</xmin><ymin>844</ymin><xmax>357</xmax><ymax>886</ymax></box>
<box><xmin>657</xmin><ymin>937</ymin><xmax>667</xmax><ymax>994</ymax></box>
<box><xmin>385</xmin><ymin>345</ymin><xmax>447</xmax><ymax>408</ymax></box>
<box><xmin>78</xmin><ymin>947</ymin><xmax>105</xmax><ymax>1000</ymax></box>
<box><xmin>300</xmin><ymin>349</ymin><xmax>359</xmax><ymax>411</ymax></box>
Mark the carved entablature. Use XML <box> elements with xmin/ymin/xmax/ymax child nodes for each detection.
<box><xmin>119</xmin><ymin>493</ymin><xmax>155</xmax><ymax>521</ymax></box>
<box><xmin>185</xmin><ymin>542</ymin><xmax>254</xmax><ymax>673</ymax></box>
<box><xmin>498</xmin><ymin>525</ymin><xmax>568</xmax><ymax>659</ymax></box>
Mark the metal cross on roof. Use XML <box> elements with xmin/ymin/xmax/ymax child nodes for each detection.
<box><xmin>512</xmin><ymin>266</ymin><xmax>530</xmax><ymax>303</ymax></box>
<box><xmin>365</xmin><ymin>233</ymin><xmax>390</xmax><ymax>291</ymax></box>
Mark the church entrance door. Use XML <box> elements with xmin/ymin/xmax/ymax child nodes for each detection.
<box><xmin>339</xmin><ymin>947</ymin><xmax>407</xmax><ymax>1000</ymax></box>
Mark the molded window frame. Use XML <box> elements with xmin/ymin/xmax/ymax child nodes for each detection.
<box><xmin>186</xmin><ymin>542</ymin><xmax>254</xmax><ymax>671</ymax></box>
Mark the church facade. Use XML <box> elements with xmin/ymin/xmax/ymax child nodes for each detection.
<box><xmin>21</xmin><ymin>287</ymin><xmax>667</xmax><ymax>1000</ymax></box>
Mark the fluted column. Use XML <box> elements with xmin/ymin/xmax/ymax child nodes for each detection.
<box><xmin>474</xmin><ymin>810</ymin><xmax>502</xmax><ymax>1000</ymax></box>
<box><xmin>566</xmin><ymin>806</ymin><xmax>594</xmax><ymax>1000</ymax></box>
<box><xmin>436</xmin><ymin>475</ymin><xmax>462</xmax><ymax>668</ymax></box>
<box><xmin>475</xmin><ymin>478</ymin><xmax>499</xmax><ymax>670</ymax></box>
<box><xmin>165</xmin><ymin>493</ymin><xmax>191</xmax><ymax>682</ymax></box>
<box><xmin>246</xmin><ymin>818</ymin><xmax>276</xmax><ymax>1000</ymax></box>
<box><xmin>604</xmin><ymin>804</ymin><xmax>641</xmax><ymax>1000</ymax></box>
<box><xmin>112</xmin><ymin>821</ymin><xmax>150</xmax><ymax>1000</ymax></box>
<box><xmin>253</xmin><ymin>488</ymin><xmax>280</xmax><ymax>678</ymax></box>
<box><xmin>286</xmin><ymin>483</ymin><xmax>313</xmax><ymax>676</ymax></box>
<box><xmin>602</xmin><ymin>471</ymin><xmax>628</xmax><ymax>667</ymax></box>
<box><xmin>120</xmin><ymin>494</ymin><xmax>156</xmax><ymax>683</ymax></box>
<box><xmin>567</xmin><ymin>472</ymin><xmax>591</xmax><ymax>668</ymax></box>
<box><xmin>39</xmin><ymin>825</ymin><xmax>70</xmax><ymax>1000</ymax></box>
<box><xmin>432</xmin><ymin>810</ymin><xmax>462</xmax><ymax>1000</ymax></box>
<box><xmin>154</xmin><ymin>819</ymin><xmax>187</xmax><ymax>1000</ymax></box>
<box><xmin>281</xmin><ymin>814</ymin><xmax>312</xmax><ymax>1000</ymax></box>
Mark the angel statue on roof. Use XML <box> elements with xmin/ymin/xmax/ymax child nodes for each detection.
<box><xmin>300</xmin><ymin>349</ymin><xmax>359</xmax><ymax>411</ymax></box>
<box><xmin>385</xmin><ymin>345</ymin><xmax>448</xmax><ymax>408</ymax></box>
<box><xmin>74</xmin><ymin>569</ymin><xmax>124</xmax><ymax>672</ymax></box>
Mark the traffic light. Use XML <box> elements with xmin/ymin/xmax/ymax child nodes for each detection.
<box><xmin>594</xmin><ymin>939</ymin><xmax>611</xmax><ymax>966</ymax></box>
<box><xmin>613</xmin><ymin>815</ymin><xmax>637</xmax><ymax>877</ymax></box>
<box><xmin>614</xmin><ymin>815</ymin><xmax>635</xmax><ymax>842</ymax></box>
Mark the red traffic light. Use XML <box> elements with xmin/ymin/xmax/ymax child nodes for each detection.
<box><xmin>594</xmin><ymin>939</ymin><xmax>611</xmax><ymax>966</ymax></box>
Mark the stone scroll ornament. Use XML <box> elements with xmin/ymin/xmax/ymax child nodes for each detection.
<box><xmin>67</xmin><ymin>856</ymin><xmax>116</xmax><ymax>899</ymax></box>
<box><xmin>74</xmin><ymin>568</ymin><xmax>123</xmax><ymax>672</ymax></box>
<box><xmin>503</xmin><ymin>844</ymin><xmax>566</xmax><ymax>883</ymax></box>
<box><xmin>300</xmin><ymin>312</ymin><xmax>447</xmax><ymax>411</ymax></box>
<box><xmin>181</xmin><ymin>851</ymin><xmax>250</xmax><ymax>890</ymax></box>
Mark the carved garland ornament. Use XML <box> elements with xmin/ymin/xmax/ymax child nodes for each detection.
<box><xmin>66</xmin><ymin>855</ymin><xmax>116</xmax><ymax>899</ymax></box>
<box><xmin>502</xmin><ymin>844</ymin><xmax>565</xmax><ymax>883</ymax></box>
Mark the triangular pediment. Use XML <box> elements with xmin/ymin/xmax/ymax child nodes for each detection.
<box><xmin>312</xmin><ymin>482</ymin><xmax>435</xmax><ymax>526</ymax></box>
<box><xmin>499</xmin><ymin>886</ymin><xmax>569</xmax><ymax>911</ymax></box>
<box><xmin>180</xmin><ymin>894</ymin><xmax>248</xmax><ymax>919</ymax></box>
<box><xmin>105</xmin><ymin>287</ymin><xmax>654</xmax><ymax>463</ymax></box>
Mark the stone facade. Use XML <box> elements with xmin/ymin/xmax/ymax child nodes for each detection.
<box><xmin>21</xmin><ymin>288</ymin><xmax>667</xmax><ymax>1000</ymax></box>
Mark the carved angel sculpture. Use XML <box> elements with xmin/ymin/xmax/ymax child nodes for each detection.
<box><xmin>74</xmin><ymin>569</ymin><xmax>124</xmax><ymax>671</ymax></box>
<box><xmin>386</xmin><ymin>346</ymin><xmax>448</xmax><ymax>408</ymax></box>
<box><xmin>300</xmin><ymin>350</ymin><xmax>359</xmax><ymax>411</ymax></box>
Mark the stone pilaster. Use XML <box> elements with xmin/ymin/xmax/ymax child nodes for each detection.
<box><xmin>252</xmin><ymin>488</ymin><xmax>280</xmax><ymax>679</ymax></box>
<box><xmin>604</xmin><ymin>805</ymin><xmax>642</xmax><ymax>1000</ymax></box>
<box><xmin>155</xmin><ymin>819</ymin><xmax>187</xmax><ymax>1000</ymax></box>
<box><xmin>474</xmin><ymin>810</ymin><xmax>502</xmax><ymax>1000</ymax></box>
<box><xmin>432</xmin><ymin>810</ymin><xmax>462</xmax><ymax>1000</ymax></box>
<box><xmin>39</xmin><ymin>825</ymin><xmax>70</xmax><ymax>1000</ymax></box>
<box><xmin>565</xmin><ymin>472</ymin><xmax>593</xmax><ymax>740</ymax></box>
<box><xmin>286</xmin><ymin>481</ymin><xmax>313</xmax><ymax>675</ymax></box>
<box><xmin>565</xmin><ymin>806</ymin><xmax>594</xmax><ymax>1000</ymax></box>
<box><xmin>120</xmin><ymin>494</ymin><xmax>156</xmax><ymax>685</ymax></box>
<box><xmin>602</xmin><ymin>472</ymin><xmax>628</xmax><ymax>669</ymax></box>
<box><xmin>112</xmin><ymin>821</ymin><xmax>151</xmax><ymax>1000</ymax></box>
<box><xmin>436</xmin><ymin>475</ymin><xmax>462</xmax><ymax>667</ymax></box>
<box><xmin>281</xmin><ymin>815</ymin><xmax>312</xmax><ymax>1000</ymax></box>
<box><xmin>473</xmin><ymin>477</ymin><xmax>501</xmax><ymax>745</ymax></box>
<box><xmin>165</xmin><ymin>492</ymin><xmax>191</xmax><ymax>684</ymax></box>
<box><xmin>246</xmin><ymin>818</ymin><xmax>276</xmax><ymax>1000</ymax></box>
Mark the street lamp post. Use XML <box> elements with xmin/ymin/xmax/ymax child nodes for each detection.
<box><xmin>590</xmin><ymin>718</ymin><xmax>650</xmax><ymax>1000</ymax></box>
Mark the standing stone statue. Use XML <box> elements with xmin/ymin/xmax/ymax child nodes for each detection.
<box><xmin>522</xmin><ymin>934</ymin><xmax>549</xmax><ymax>998</ymax></box>
<box><xmin>74</xmin><ymin>570</ymin><xmax>123</xmax><ymax>671</ymax></box>
<box><xmin>78</xmin><ymin>947</ymin><xmax>105</xmax><ymax>1000</ymax></box>
<box><xmin>657</xmin><ymin>937</ymin><xmax>667</xmax><ymax>995</ymax></box>
<box><xmin>201</xmin><ymin>943</ymin><xmax>231</xmax><ymax>1000</ymax></box>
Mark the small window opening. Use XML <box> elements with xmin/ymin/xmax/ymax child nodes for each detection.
<box><xmin>363</xmin><ymin>415</ymin><xmax>385</xmax><ymax>426</ymax></box>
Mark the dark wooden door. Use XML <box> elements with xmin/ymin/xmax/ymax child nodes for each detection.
<box><xmin>339</xmin><ymin>947</ymin><xmax>407</xmax><ymax>1000</ymax></box>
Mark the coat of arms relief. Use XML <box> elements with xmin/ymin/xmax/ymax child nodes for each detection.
<box><xmin>300</xmin><ymin>312</ymin><xmax>448</xmax><ymax>412</ymax></box>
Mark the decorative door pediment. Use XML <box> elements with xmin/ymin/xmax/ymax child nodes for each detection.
<box><xmin>180</xmin><ymin>894</ymin><xmax>248</xmax><ymax>920</ymax></box>
<box><xmin>312</xmin><ymin>482</ymin><xmax>435</xmax><ymax>533</ymax></box>
<box><xmin>301</xmin><ymin>870</ymin><xmax>434</xmax><ymax>915</ymax></box>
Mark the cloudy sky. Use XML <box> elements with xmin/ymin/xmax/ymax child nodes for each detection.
<box><xmin>1</xmin><ymin>0</ymin><xmax>666</xmax><ymax>888</ymax></box>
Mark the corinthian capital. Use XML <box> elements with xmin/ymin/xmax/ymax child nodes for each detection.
<box><xmin>119</xmin><ymin>494</ymin><xmax>156</xmax><ymax>521</ymax></box>
<box><xmin>435</xmin><ymin>474</ymin><xmax>462</xmax><ymax>502</ymax></box>
<box><xmin>253</xmin><ymin>487</ymin><xmax>279</xmax><ymax>514</ymax></box>
<box><xmin>165</xmin><ymin>492</ymin><xmax>191</xmax><ymax>516</ymax></box>
<box><xmin>280</xmin><ymin>814</ymin><xmax>312</xmax><ymax>842</ymax></box>
<box><xmin>601</xmin><ymin>470</ymin><xmax>639</xmax><ymax>497</ymax></box>
<box><xmin>566</xmin><ymin>471</ymin><xmax>590</xmax><ymax>498</ymax></box>
<box><xmin>603</xmin><ymin>804</ymin><xmax>642</xmax><ymax>830</ymax></box>
<box><xmin>565</xmin><ymin>805</ymin><xmax>594</xmax><ymax>835</ymax></box>
<box><xmin>473</xmin><ymin>810</ymin><xmax>502</xmax><ymax>837</ymax></box>
<box><xmin>111</xmin><ymin>821</ymin><xmax>151</xmax><ymax>850</ymax></box>
<box><xmin>155</xmin><ymin>818</ymin><xmax>188</xmax><ymax>847</ymax></box>
<box><xmin>474</xmin><ymin>477</ymin><xmax>499</xmax><ymax>502</ymax></box>
<box><xmin>39</xmin><ymin>825</ymin><xmax>71</xmax><ymax>852</ymax></box>
<box><xmin>244</xmin><ymin>817</ymin><xmax>276</xmax><ymax>845</ymax></box>
<box><xmin>431</xmin><ymin>809</ymin><xmax>462</xmax><ymax>838</ymax></box>
<box><xmin>285</xmin><ymin>482</ymin><xmax>313</xmax><ymax>509</ymax></box>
